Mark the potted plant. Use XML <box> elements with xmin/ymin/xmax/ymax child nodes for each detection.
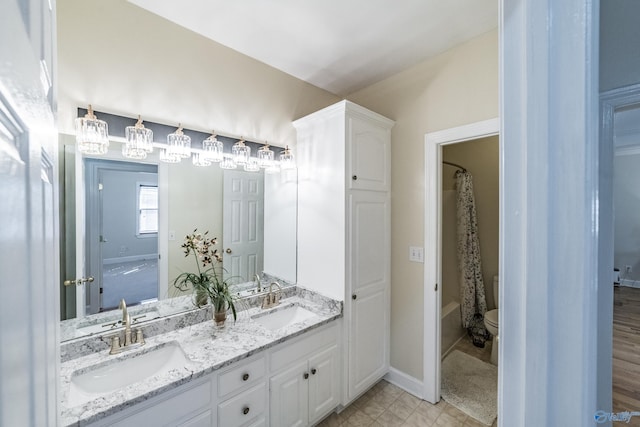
<box><xmin>173</xmin><ymin>229</ymin><xmax>237</xmax><ymax>326</ymax></box>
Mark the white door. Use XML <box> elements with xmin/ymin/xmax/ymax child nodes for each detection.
<box><xmin>308</xmin><ymin>346</ymin><xmax>339</xmax><ymax>425</ymax></box>
<box><xmin>0</xmin><ymin>0</ymin><xmax>58</xmax><ymax>425</ymax></box>
<box><xmin>347</xmin><ymin>191</ymin><xmax>390</xmax><ymax>400</ymax></box>
<box><xmin>269</xmin><ymin>360</ymin><xmax>309</xmax><ymax>427</ymax></box>
<box><xmin>223</xmin><ymin>169</ymin><xmax>264</xmax><ymax>282</ymax></box>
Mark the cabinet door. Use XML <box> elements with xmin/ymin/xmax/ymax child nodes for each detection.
<box><xmin>270</xmin><ymin>360</ymin><xmax>309</xmax><ymax>427</ymax></box>
<box><xmin>308</xmin><ymin>345</ymin><xmax>340</xmax><ymax>425</ymax></box>
<box><xmin>348</xmin><ymin>116</ymin><xmax>391</xmax><ymax>192</ymax></box>
<box><xmin>348</xmin><ymin>191</ymin><xmax>390</xmax><ymax>400</ymax></box>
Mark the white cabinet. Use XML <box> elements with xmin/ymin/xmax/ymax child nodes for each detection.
<box><xmin>269</xmin><ymin>322</ymin><xmax>341</xmax><ymax>427</ymax></box>
<box><xmin>217</xmin><ymin>354</ymin><xmax>268</xmax><ymax>427</ymax></box>
<box><xmin>294</xmin><ymin>100</ymin><xmax>393</xmax><ymax>404</ymax></box>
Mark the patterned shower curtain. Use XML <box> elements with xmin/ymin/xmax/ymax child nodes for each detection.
<box><xmin>455</xmin><ymin>170</ymin><xmax>490</xmax><ymax>347</ymax></box>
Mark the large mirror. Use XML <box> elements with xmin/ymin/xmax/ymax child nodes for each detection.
<box><xmin>58</xmin><ymin>129</ymin><xmax>298</xmax><ymax>342</ymax></box>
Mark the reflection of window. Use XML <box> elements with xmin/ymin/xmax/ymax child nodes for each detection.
<box><xmin>137</xmin><ymin>184</ymin><xmax>158</xmax><ymax>235</ymax></box>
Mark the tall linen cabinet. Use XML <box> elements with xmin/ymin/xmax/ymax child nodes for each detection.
<box><xmin>294</xmin><ymin>100</ymin><xmax>393</xmax><ymax>405</ymax></box>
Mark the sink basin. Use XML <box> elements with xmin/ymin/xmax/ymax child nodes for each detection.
<box><xmin>68</xmin><ymin>342</ymin><xmax>189</xmax><ymax>406</ymax></box>
<box><xmin>252</xmin><ymin>305</ymin><xmax>316</xmax><ymax>331</ymax></box>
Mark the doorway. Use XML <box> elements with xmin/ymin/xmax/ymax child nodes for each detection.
<box><xmin>85</xmin><ymin>158</ymin><xmax>159</xmax><ymax>313</ymax></box>
<box><xmin>423</xmin><ymin>117</ymin><xmax>500</xmax><ymax>404</ymax></box>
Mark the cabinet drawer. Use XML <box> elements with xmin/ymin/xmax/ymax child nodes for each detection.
<box><xmin>218</xmin><ymin>355</ymin><xmax>266</xmax><ymax>398</ymax></box>
<box><xmin>217</xmin><ymin>383</ymin><xmax>266</xmax><ymax>427</ymax></box>
<box><xmin>178</xmin><ymin>410</ymin><xmax>213</xmax><ymax>427</ymax></box>
<box><xmin>270</xmin><ymin>322</ymin><xmax>338</xmax><ymax>373</ymax></box>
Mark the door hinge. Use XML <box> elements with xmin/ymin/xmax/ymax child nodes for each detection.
<box><xmin>435</xmin><ymin>283</ymin><xmax>438</xmax><ymax>291</ymax></box>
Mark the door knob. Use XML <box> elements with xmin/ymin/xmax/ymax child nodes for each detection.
<box><xmin>64</xmin><ymin>277</ymin><xmax>94</xmax><ymax>287</ymax></box>
<box><xmin>225</xmin><ymin>248</ymin><xmax>232</xmax><ymax>254</ymax></box>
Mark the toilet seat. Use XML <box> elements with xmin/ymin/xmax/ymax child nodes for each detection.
<box><xmin>484</xmin><ymin>309</ymin><xmax>499</xmax><ymax>328</ymax></box>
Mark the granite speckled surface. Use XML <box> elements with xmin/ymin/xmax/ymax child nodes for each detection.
<box><xmin>60</xmin><ymin>289</ymin><xmax>341</xmax><ymax>426</ymax></box>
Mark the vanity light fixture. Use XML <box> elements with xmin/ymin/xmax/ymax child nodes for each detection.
<box><xmin>257</xmin><ymin>142</ymin><xmax>274</xmax><ymax>168</ymax></box>
<box><xmin>167</xmin><ymin>124</ymin><xmax>191</xmax><ymax>159</ymax></box>
<box><xmin>203</xmin><ymin>132</ymin><xmax>223</xmax><ymax>162</ymax></box>
<box><xmin>220</xmin><ymin>154</ymin><xmax>237</xmax><ymax>170</ymax></box>
<box><xmin>75</xmin><ymin>104</ymin><xmax>109</xmax><ymax>155</ymax></box>
<box><xmin>123</xmin><ymin>115</ymin><xmax>153</xmax><ymax>160</ymax></box>
<box><xmin>279</xmin><ymin>146</ymin><xmax>296</xmax><ymax>170</ymax></box>
<box><xmin>244</xmin><ymin>157</ymin><xmax>260</xmax><ymax>172</ymax></box>
<box><xmin>232</xmin><ymin>138</ymin><xmax>250</xmax><ymax>165</ymax></box>
<box><xmin>192</xmin><ymin>152</ymin><xmax>211</xmax><ymax>167</ymax></box>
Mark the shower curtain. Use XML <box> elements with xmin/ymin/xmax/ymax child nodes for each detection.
<box><xmin>455</xmin><ymin>170</ymin><xmax>490</xmax><ymax>347</ymax></box>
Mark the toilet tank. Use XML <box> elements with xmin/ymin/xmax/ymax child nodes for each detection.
<box><xmin>493</xmin><ymin>276</ymin><xmax>499</xmax><ymax>309</ymax></box>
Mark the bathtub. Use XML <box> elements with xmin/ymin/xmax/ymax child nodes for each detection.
<box><xmin>441</xmin><ymin>300</ymin><xmax>466</xmax><ymax>357</ymax></box>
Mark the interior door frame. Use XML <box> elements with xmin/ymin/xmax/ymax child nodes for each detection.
<box><xmin>423</xmin><ymin>117</ymin><xmax>500</xmax><ymax>403</ymax></box>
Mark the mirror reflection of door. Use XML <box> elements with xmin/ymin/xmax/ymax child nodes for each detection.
<box><xmin>223</xmin><ymin>170</ymin><xmax>264</xmax><ymax>282</ymax></box>
<box><xmin>85</xmin><ymin>159</ymin><xmax>159</xmax><ymax>314</ymax></box>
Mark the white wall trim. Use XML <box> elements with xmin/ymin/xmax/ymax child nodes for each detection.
<box><xmin>423</xmin><ymin>118</ymin><xmax>499</xmax><ymax>404</ymax></box>
<box><xmin>384</xmin><ymin>367</ymin><xmax>424</xmax><ymax>399</ymax></box>
<box><xmin>619</xmin><ymin>280</ymin><xmax>640</xmax><ymax>289</ymax></box>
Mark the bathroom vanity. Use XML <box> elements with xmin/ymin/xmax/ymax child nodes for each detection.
<box><xmin>60</xmin><ymin>289</ymin><xmax>342</xmax><ymax>427</ymax></box>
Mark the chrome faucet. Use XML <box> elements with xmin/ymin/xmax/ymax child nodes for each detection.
<box><xmin>261</xmin><ymin>281</ymin><xmax>282</xmax><ymax>309</ymax></box>
<box><xmin>254</xmin><ymin>274</ymin><xmax>262</xmax><ymax>293</ymax></box>
<box><xmin>109</xmin><ymin>298</ymin><xmax>145</xmax><ymax>355</ymax></box>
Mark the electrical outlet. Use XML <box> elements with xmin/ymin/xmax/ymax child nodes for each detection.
<box><xmin>409</xmin><ymin>246</ymin><xmax>424</xmax><ymax>263</ymax></box>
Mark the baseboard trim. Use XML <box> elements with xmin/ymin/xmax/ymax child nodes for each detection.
<box><xmin>620</xmin><ymin>279</ymin><xmax>640</xmax><ymax>288</ymax></box>
<box><xmin>384</xmin><ymin>367</ymin><xmax>423</xmax><ymax>399</ymax></box>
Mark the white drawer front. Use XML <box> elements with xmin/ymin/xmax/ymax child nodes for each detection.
<box><xmin>217</xmin><ymin>383</ymin><xmax>266</xmax><ymax>427</ymax></box>
<box><xmin>218</xmin><ymin>355</ymin><xmax>266</xmax><ymax>398</ymax></box>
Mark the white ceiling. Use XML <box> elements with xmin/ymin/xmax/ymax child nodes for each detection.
<box><xmin>128</xmin><ymin>0</ymin><xmax>498</xmax><ymax>96</ymax></box>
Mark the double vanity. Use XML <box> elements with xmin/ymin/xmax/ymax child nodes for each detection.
<box><xmin>60</xmin><ymin>287</ymin><xmax>342</xmax><ymax>426</ymax></box>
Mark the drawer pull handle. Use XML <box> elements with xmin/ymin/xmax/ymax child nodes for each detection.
<box><xmin>242</xmin><ymin>373</ymin><xmax>249</xmax><ymax>381</ymax></box>
<box><xmin>243</xmin><ymin>407</ymin><xmax>250</xmax><ymax>415</ymax></box>
<box><xmin>303</xmin><ymin>372</ymin><xmax>309</xmax><ymax>379</ymax></box>
<box><xmin>311</xmin><ymin>368</ymin><xmax>317</xmax><ymax>375</ymax></box>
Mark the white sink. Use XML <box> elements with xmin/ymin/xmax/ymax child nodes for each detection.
<box><xmin>252</xmin><ymin>305</ymin><xmax>316</xmax><ymax>331</ymax></box>
<box><xmin>68</xmin><ymin>342</ymin><xmax>189</xmax><ymax>406</ymax></box>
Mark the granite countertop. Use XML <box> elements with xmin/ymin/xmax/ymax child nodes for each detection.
<box><xmin>60</xmin><ymin>291</ymin><xmax>342</xmax><ymax>426</ymax></box>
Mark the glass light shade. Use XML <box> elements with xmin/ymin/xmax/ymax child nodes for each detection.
<box><xmin>279</xmin><ymin>146</ymin><xmax>296</xmax><ymax>170</ymax></box>
<box><xmin>232</xmin><ymin>140</ymin><xmax>250</xmax><ymax>165</ymax></box>
<box><xmin>203</xmin><ymin>135</ymin><xmax>223</xmax><ymax>162</ymax></box>
<box><xmin>75</xmin><ymin>106</ymin><xmax>109</xmax><ymax>155</ymax></box>
<box><xmin>257</xmin><ymin>144</ymin><xmax>274</xmax><ymax>168</ymax></box>
<box><xmin>244</xmin><ymin>157</ymin><xmax>260</xmax><ymax>172</ymax></box>
<box><xmin>167</xmin><ymin>127</ymin><xmax>191</xmax><ymax>159</ymax></box>
<box><xmin>124</xmin><ymin>117</ymin><xmax>153</xmax><ymax>159</ymax></box>
<box><xmin>121</xmin><ymin>142</ymin><xmax>147</xmax><ymax>160</ymax></box>
<box><xmin>192</xmin><ymin>152</ymin><xmax>211</xmax><ymax>167</ymax></box>
<box><xmin>159</xmin><ymin>147</ymin><xmax>181</xmax><ymax>163</ymax></box>
<box><xmin>220</xmin><ymin>154</ymin><xmax>237</xmax><ymax>170</ymax></box>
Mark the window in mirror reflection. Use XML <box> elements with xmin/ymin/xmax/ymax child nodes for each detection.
<box><xmin>137</xmin><ymin>184</ymin><xmax>158</xmax><ymax>235</ymax></box>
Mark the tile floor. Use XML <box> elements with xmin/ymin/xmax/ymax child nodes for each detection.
<box><xmin>317</xmin><ymin>336</ymin><xmax>497</xmax><ymax>427</ymax></box>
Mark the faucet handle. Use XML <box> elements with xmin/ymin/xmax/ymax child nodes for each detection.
<box><xmin>109</xmin><ymin>335</ymin><xmax>121</xmax><ymax>355</ymax></box>
<box><xmin>135</xmin><ymin>329</ymin><xmax>145</xmax><ymax>345</ymax></box>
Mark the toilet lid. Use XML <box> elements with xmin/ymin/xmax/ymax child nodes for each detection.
<box><xmin>485</xmin><ymin>309</ymin><xmax>499</xmax><ymax>327</ymax></box>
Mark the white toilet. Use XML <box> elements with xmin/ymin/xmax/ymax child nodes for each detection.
<box><xmin>484</xmin><ymin>276</ymin><xmax>499</xmax><ymax>365</ymax></box>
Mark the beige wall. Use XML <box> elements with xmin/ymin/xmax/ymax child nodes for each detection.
<box><xmin>442</xmin><ymin>136</ymin><xmax>499</xmax><ymax>310</ymax></box>
<box><xmin>348</xmin><ymin>29</ymin><xmax>498</xmax><ymax>380</ymax></box>
<box><xmin>57</xmin><ymin>0</ymin><xmax>339</xmax><ymax>144</ymax></box>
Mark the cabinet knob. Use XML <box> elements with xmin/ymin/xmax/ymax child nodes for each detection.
<box><xmin>242</xmin><ymin>373</ymin><xmax>249</xmax><ymax>381</ymax></box>
<box><xmin>352</xmin><ymin>175</ymin><xmax>358</xmax><ymax>180</ymax></box>
<box><xmin>352</xmin><ymin>294</ymin><xmax>357</xmax><ymax>300</ymax></box>
<box><xmin>311</xmin><ymin>368</ymin><xmax>317</xmax><ymax>375</ymax></box>
<box><xmin>303</xmin><ymin>372</ymin><xmax>309</xmax><ymax>379</ymax></box>
<box><xmin>243</xmin><ymin>407</ymin><xmax>250</xmax><ymax>415</ymax></box>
